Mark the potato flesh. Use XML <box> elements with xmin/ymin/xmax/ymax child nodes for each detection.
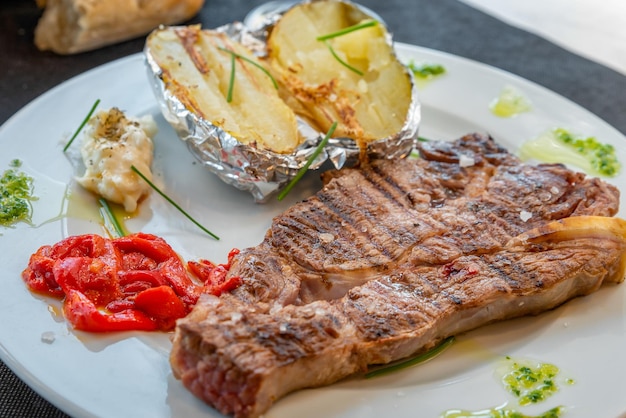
<box><xmin>147</xmin><ymin>26</ymin><xmax>301</xmax><ymax>154</ymax></box>
<box><xmin>267</xmin><ymin>1</ymin><xmax>412</xmax><ymax>142</ymax></box>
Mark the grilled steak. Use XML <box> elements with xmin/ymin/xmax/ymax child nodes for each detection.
<box><xmin>170</xmin><ymin>133</ymin><xmax>626</xmax><ymax>418</ymax></box>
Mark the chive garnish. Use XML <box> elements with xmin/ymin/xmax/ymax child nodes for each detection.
<box><xmin>364</xmin><ymin>336</ymin><xmax>455</xmax><ymax>378</ymax></box>
<box><xmin>322</xmin><ymin>40</ymin><xmax>363</xmax><ymax>76</ymax></box>
<box><xmin>99</xmin><ymin>198</ymin><xmax>127</xmax><ymax>237</ymax></box>
<box><xmin>316</xmin><ymin>20</ymin><xmax>378</xmax><ymax>76</ymax></box>
<box><xmin>218</xmin><ymin>46</ymin><xmax>278</xmax><ymax>103</ymax></box>
<box><xmin>130</xmin><ymin>165</ymin><xmax>220</xmax><ymax>240</ymax></box>
<box><xmin>226</xmin><ymin>52</ymin><xmax>236</xmax><ymax>102</ymax></box>
<box><xmin>316</xmin><ymin>19</ymin><xmax>378</xmax><ymax>41</ymax></box>
<box><xmin>277</xmin><ymin>121</ymin><xmax>338</xmax><ymax>201</ymax></box>
<box><xmin>63</xmin><ymin>99</ymin><xmax>100</xmax><ymax>152</ymax></box>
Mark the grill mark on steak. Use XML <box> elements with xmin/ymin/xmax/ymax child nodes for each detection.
<box><xmin>171</xmin><ymin>133</ymin><xmax>626</xmax><ymax>418</ymax></box>
<box><xmin>321</xmin><ymin>171</ymin><xmax>416</xmax><ymax>257</ymax></box>
<box><xmin>316</xmin><ymin>187</ymin><xmax>399</xmax><ymax>263</ymax></box>
<box><xmin>366</xmin><ymin>160</ymin><xmax>413</xmax><ymax>206</ymax></box>
<box><xmin>489</xmin><ymin>253</ymin><xmax>528</xmax><ymax>288</ymax></box>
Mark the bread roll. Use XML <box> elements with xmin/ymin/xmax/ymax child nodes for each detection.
<box><xmin>34</xmin><ymin>0</ymin><xmax>205</xmax><ymax>54</ymax></box>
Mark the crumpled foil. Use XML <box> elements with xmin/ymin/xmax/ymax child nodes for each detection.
<box><xmin>144</xmin><ymin>1</ymin><xmax>421</xmax><ymax>202</ymax></box>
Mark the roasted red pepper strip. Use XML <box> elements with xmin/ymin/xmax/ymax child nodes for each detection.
<box><xmin>53</xmin><ymin>256</ymin><xmax>122</xmax><ymax>306</ymax></box>
<box><xmin>134</xmin><ymin>286</ymin><xmax>188</xmax><ymax>330</ymax></box>
<box><xmin>64</xmin><ymin>289</ymin><xmax>158</xmax><ymax>332</ymax></box>
<box><xmin>205</xmin><ymin>275</ymin><xmax>243</xmax><ymax>297</ymax></box>
<box><xmin>115</xmin><ymin>233</ymin><xmax>179</xmax><ymax>264</ymax></box>
<box><xmin>22</xmin><ymin>246</ymin><xmax>63</xmax><ymax>297</ymax></box>
<box><xmin>188</xmin><ymin>249</ymin><xmax>242</xmax><ymax>296</ymax></box>
<box><xmin>118</xmin><ymin>270</ymin><xmax>168</xmax><ymax>294</ymax></box>
<box><xmin>22</xmin><ymin>233</ymin><xmax>201</xmax><ymax>332</ymax></box>
<box><xmin>114</xmin><ymin>233</ymin><xmax>200</xmax><ymax>306</ymax></box>
<box><xmin>22</xmin><ymin>233</ymin><xmax>243</xmax><ymax>333</ymax></box>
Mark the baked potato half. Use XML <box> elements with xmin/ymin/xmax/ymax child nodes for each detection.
<box><xmin>266</xmin><ymin>0</ymin><xmax>413</xmax><ymax>144</ymax></box>
<box><xmin>146</xmin><ymin>25</ymin><xmax>302</xmax><ymax>154</ymax></box>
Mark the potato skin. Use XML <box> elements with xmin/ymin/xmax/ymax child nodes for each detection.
<box><xmin>266</xmin><ymin>0</ymin><xmax>413</xmax><ymax>144</ymax></box>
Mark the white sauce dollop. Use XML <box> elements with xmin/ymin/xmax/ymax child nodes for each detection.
<box><xmin>76</xmin><ymin>108</ymin><xmax>157</xmax><ymax>212</ymax></box>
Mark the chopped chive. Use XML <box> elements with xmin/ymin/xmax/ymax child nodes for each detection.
<box><xmin>417</xmin><ymin>136</ymin><xmax>430</xmax><ymax>142</ymax></box>
<box><xmin>316</xmin><ymin>20</ymin><xmax>378</xmax><ymax>76</ymax></box>
<box><xmin>316</xmin><ymin>19</ymin><xmax>378</xmax><ymax>41</ymax></box>
<box><xmin>218</xmin><ymin>46</ymin><xmax>278</xmax><ymax>103</ymax></box>
<box><xmin>226</xmin><ymin>52</ymin><xmax>235</xmax><ymax>103</ymax></box>
<box><xmin>365</xmin><ymin>336</ymin><xmax>455</xmax><ymax>379</ymax></box>
<box><xmin>323</xmin><ymin>40</ymin><xmax>363</xmax><ymax>76</ymax></box>
<box><xmin>99</xmin><ymin>198</ymin><xmax>127</xmax><ymax>237</ymax></box>
<box><xmin>277</xmin><ymin>121</ymin><xmax>338</xmax><ymax>201</ymax></box>
<box><xmin>131</xmin><ymin>165</ymin><xmax>220</xmax><ymax>240</ymax></box>
<box><xmin>63</xmin><ymin>99</ymin><xmax>100</xmax><ymax>152</ymax></box>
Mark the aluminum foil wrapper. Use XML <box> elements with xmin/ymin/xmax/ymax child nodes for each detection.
<box><xmin>145</xmin><ymin>1</ymin><xmax>421</xmax><ymax>202</ymax></box>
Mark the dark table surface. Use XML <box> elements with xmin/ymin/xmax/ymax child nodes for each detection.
<box><xmin>1</xmin><ymin>0</ymin><xmax>625</xmax><ymax>417</ymax></box>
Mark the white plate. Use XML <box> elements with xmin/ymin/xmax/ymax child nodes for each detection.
<box><xmin>1</xmin><ymin>43</ymin><xmax>626</xmax><ymax>418</ymax></box>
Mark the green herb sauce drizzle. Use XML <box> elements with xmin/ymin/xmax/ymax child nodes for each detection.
<box><xmin>500</xmin><ymin>358</ymin><xmax>567</xmax><ymax>406</ymax></box>
<box><xmin>519</xmin><ymin>128</ymin><xmax>620</xmax><ymax>177</ymax></box>
<box><xmin>441</xmin><ymin>405</ymin><xmax>564</xmax><ymax>418</ymax></box>
<box><xmin>443</xmin><ymin>356</ymin><xmax>573</xmax><ymax>418</ymax></box>
<box><xmin>0</xmin><ymin>160</ymin><xmax>37</xmax><ymax>227</ymax></box>
<box><xmin>408</xmin><ymin>61</ymin><xmax>446</xmax><ymax>79</ymax></box>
